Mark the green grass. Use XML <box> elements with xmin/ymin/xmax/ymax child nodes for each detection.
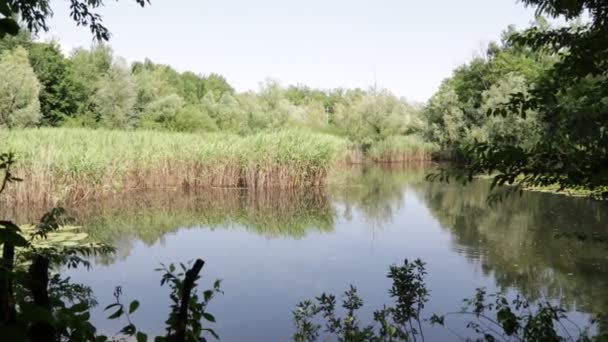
<box><xmin>0</xmin><ymin>128</ymin><xmax>347</xmax><ymax>203</ymax></box>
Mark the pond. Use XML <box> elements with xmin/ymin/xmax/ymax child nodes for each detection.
<box><xmin>12</xmin><ymin>165</ymin><xmax>608</xmax><ymax>341</ymax></box>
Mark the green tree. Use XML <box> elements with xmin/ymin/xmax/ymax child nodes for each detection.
<box><xmin>140</xmin><ymin>93</ymin><xmax>184</xmax><ymax>128</ymax></box>
<box><xmin>424</xmin><ymin>83</ymin><xmax>469</xmax><ymax>158</ymax></box>
<box><xmin>253</xmin><ymin>79</ymin><xmax>291</xmax><ymax>130</ymax></box>
<box><xmin>203</xmin><ymin>73</ymin><xmax>234</xmax><ymax>98</ymax></box>
<box><xmin>132</xmin><ymin>59</ymin><xmax>226</xmax><ymax>107</ymax></box>
<box><xmin>0</xmin><ymin>46</ymin><xmax>40</xmax><ymax>127</ymax></box>
<box><xmin>171</xmin><ymin>105</ymin><xmax>218</xmax><ymax>132</ymax></box>
<box><xmin>0</xmin><ymin>28</ymin><xmax>31</xmax><ymax>53</ymax></box>
<box><xmin>480</xmin><ymin>72</ymin><xmax>541</xmax><ymax>150</ymax></box>
<box><xmin>64</xmin><ymin>44</ymin><xmax>113</xmax><ymax>123</ymax></box>
<box><xmin>334</xmin><ymin>90</ymin><xmax>422</xmax><ymax>150</ymax></box>
<box><xmin>424</xmin><ymin>22</ymin><xmax>553</xmax><ymax>161</ymax></box>
<box><xmin>133</xmin><ymin>65</ymin><xmax>177</xmax><ymax>113</ymax></box>
<box><xmin>201</xmin><ymin>91</ymin><xmax>247</xmax><ymax>133</ymax></box>
<box><xmin>293</xmin><ymin>101</ymin><xmax>327</xmax><ymax>129</ymax></box>
<box><xmin>28</xmin><ymin>41</ymin><xmax>79</xmax><ymax>125</ymax></box>
<box><xmin>463</xmin><ymin>1</ymin><xmax>608</xmax><ymax>197</ymax></box>
<box><xmin>179</xmin><ymin>71</ymin><xmax>206</xmax><ymax>103</ymax></box>
<box><xmin>94</xmin><ymin>58</ymin><xmax>137</xmax><ymax>128</ymax></box>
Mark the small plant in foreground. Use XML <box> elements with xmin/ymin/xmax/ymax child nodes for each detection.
<box><xmin>293</xmin><ymin>259</ymin><xmax>429</xmax><ymax>342</ymax></box>
<box><xmin>430</xmin><ymin>288</ymin><xmax>597</xmax><ymax>342</ymax></box>
<box><xmin>294</xmin><ymin>259</ymin><xmax>600</xmax><ymax>342</ymax></box>
<box><xmin>102</xmin><ymin>260</ymin><xmax>222</xmax><ymax>342</ymax></box>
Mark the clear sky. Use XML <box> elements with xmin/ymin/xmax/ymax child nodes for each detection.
<box><xmin>40</xmin><ymin>0</ymin><xmax>536</xmax><ymax>102</ymax></box>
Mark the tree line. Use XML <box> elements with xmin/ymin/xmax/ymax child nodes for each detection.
<box><xmin>0</xmin><ymin>32</ymin><xmax>427</xmax><ymax>153</ymax></box>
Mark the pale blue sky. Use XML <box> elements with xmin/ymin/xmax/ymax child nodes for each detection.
<box><xmin>41</xmin><ymin>0</ymin><xmax>536</xmax><ymax>102</ymax></box>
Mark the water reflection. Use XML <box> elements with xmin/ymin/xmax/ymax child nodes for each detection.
<box><xmin>85</xmin><ymin>189</ymin><xmax>334</xmax><ymax>262</ymax></box>
<box><xmin>412</xmin><ymin>179</ymin><xmax>608</xmax><ymax>330</ymax></box>
<box><xmin>330</xmin><ymin>165</ymin><xmax>427</xmax><ymax>226</ymax></box>
<box><xmin>2</xmin><ymin>165</ymin><xmax>607</xmax><ymax>339</ymax></box>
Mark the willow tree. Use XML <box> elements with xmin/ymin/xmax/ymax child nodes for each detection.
<box><xmin>334</xmin><ymin>90</ymin><xmax>422</xmax><ymax>150</ymax></box>
<box><xmin>0</xmin><ymin>46</ymin><xmax>41</xmax><ymax>127</ymax></box>
<box><xmin>94</xmin><ymin>58</ymin><xmax>137</xmax><ymax>128</ymax></box>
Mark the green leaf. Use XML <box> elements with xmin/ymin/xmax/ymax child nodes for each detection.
<box><xmin>202</xmin><ymin>312</ymin><xmax>215</xmax><ymax>322</ymax></box>
<box><xmin>107</xmin><ymin>308</ymin><xmax>123</xmax><ymax>319</ymax></box>
<box><xmin>203</xmin><ymin>328</ymin><xmax>219</xmax><ymax>339</ymax></box>
<box><xmin>0</xmin><ymin>220</ymin><xmax>19</xmax><ymax>230</ymax></box>
<box><xmin>20</xmin><ymin>303</ymin><xmax>55</xmax><ymax>325</ymax></box>
<box><xmin>104</xmin><ymin>303</ymin><xmax>120</xmax><ymax>311</ymax></box>
<box><xmin>0</xmin><ymin>222</ymin><xmax>28</xmax><ymax>247</ymax></box>
<box><xmin>70</xmin><ymin>301</ymin><xmax>89</xmax><ymax>313</ymax></box>
<box><xmin>129</xmin><ymin>300</ymin><xmax>140</xmax><ymax>314</ymax></box>
<box><xmin>136</xmin><ymin>331</ymin><xmax>148</xmax><ymax>342</ymax></box>
<box><xmin>120</xmin><ymin>324</ymin><xmax>136</xmax><ymax>335</ymax></box>
<box><xmin>0</xmin><ymin>18</ymin><xmax>19</xmax><ymax>35</ymax></box>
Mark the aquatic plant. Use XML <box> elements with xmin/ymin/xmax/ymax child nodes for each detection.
<box><xmin>367</xmin><ymin>135</ymin><xmax>438</xmax><ymax>163</ymax></box>
<box><xmin>0</xmin><ymin>128</ymin><xmax>347</xmax><ymax>203</ymax></box>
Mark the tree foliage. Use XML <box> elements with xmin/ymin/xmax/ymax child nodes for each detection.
<box><xmin>28</xmin><ymin>41</ymin><xmax>78</xmax><ymax>125</ymax></box>
<box><xmin>423</xmin><ymin>23</ymin><xmax>554</xmax><ymax>161</ymax></box>
<box><xmin>94</xmin><ymin>58</ymin><xmax>137</xmax><ymax>128</ymax></box>
<box><xmin>507</xmin><ymin>0</ymin><xmax>607</xmax><ymax>193</ymax></box>
<box><xmin>458</xmin><ymin>0</ymin><xmax>608</xmax><ymax>197</ymax></box>
<box><xmin>424</xmin><ymin>7</ymin><xmax>608</xmax><ymax>198</ymax></box>
<box><xmin>0</xmin><ymin>45</ymin><xmax>40</xmax><ymax>127</ymax></box>
<box><xmin>0</xmin><ymin>0</ymin><xmax>150</xmax><ymax>40</ymax></box>
<box><xmin>334</xmin><ymin>90</ymin><xmax>423</xmax><ymax>150</ymax></box>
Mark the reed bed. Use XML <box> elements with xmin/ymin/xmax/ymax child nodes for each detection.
<box><xmin>0</xmin><ymin>128</ymin><xmax>347</xmax><ymax>203</ymax></box>
<box><xmin>367</xmin><ymin>135</ymin><xmax>438</xmax><ymax>163</ymax></box>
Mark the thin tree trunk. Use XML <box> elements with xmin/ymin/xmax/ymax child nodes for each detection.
<box><xmin>173</xmin><ymin>258</ymin><xmax>205</xmax><ymax>342</ymax></box>
<box><xmin>28</xmin><ymin>255</ymin><xmax>54</xmax><ymax>342</ymax></box>
<box><xmin>0</xmin><ymin>241</ymin><xmax>16</xmax><ymax>323</ymax></box>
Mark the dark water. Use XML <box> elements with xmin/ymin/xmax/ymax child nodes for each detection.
<box><xmin>35</xmin><ymin>165</ymin><xmax>608</xmax><ymax>340</ymax></box>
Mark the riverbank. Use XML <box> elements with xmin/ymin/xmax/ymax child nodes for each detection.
<box><xmin>474</xmin><ymin>174</ymin><xmax>607</xmax><ymax>200</ymax></box>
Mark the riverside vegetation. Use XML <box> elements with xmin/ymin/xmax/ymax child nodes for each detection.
<box><xmin>3</xmin><ymin>9</ymin><xmax>607</xmax><ymax>201</ymax></box>
<box><xmin>1</xmin><ymin>0</ymin><xmax>608</xmax><ymax>341</ymax></box>
<box><xmin>0</xmin><ymin>34</ymin><xmax>437</xmax><ymax>202</ymax></box>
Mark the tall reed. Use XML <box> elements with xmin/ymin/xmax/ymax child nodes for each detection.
<box><xmin>367</xmin><ymin>135</ymin><xmax>438</xmax><ymax>163</ymax></box>
<box><xmin>0</xmin><ymin>128</ymin><xmax>347</xmax><ymax>203</ymax></box>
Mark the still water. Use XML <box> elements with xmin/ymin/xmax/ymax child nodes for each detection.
<box><xmin>48</xmin><ymin>165</ymin><xmax>608</xmax><ymax>340</ymax></box>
